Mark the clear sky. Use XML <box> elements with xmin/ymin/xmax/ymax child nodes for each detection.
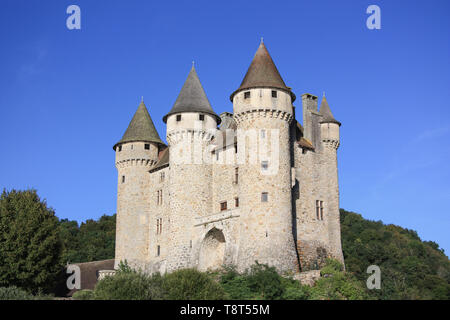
<box><xmin>0</xmin><ymin>0</ymin><xmax>449</xmax><ymax>253</ymax></box>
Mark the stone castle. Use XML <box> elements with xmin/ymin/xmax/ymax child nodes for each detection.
<box><xmin>113</xmin><ymin>41</ymin><xmax>344</xmax><ymax>274</ymax></box>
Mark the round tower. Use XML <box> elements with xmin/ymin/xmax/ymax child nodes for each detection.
<box><xmin>164</xmin><ymin>65</ymin><xmax>220</xmax><ymax>272</ymax></box>
<box><xmin>319</xmin><ymin>94</ymin><xmax>345</xmax><ymax>265</ymax></box>
<box><xmin>113</xmin><ymin>100</ymin><xmax>164</xmax><ymax>269</ymax></box>
<box><xmin>230</xmin><ymin>40</ymin><xmax>299</xmax><ymax>273</ymax></box>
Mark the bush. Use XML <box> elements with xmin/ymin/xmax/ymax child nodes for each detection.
<box><xmin>93</xmin><ymin>271</ymin><xmax>164</xmax><ymax>300</ymax></box>
<box><xmin>72</xmin><ymin>289</ymin><xmax>94</xmax><ymax>300</ymax></box>
<box><xmin>245</xmin><ymin>262</ymin><xmax>285</xmax><ymax>299</ymax></box>
<box><xmin>163</xmin><ymin>269</ymin><xmax>227</xmax><ymax>300</ymax></box>
<box><xmin>309</xmin><ymin>259</ymin><xmax>368</xmax><ymax>300</ymax></box>
<box><xmin>0</xmin><ymin>286</ymin><xmax>34</xmax><ymax>300</ymax></box>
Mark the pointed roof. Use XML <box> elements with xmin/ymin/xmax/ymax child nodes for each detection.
<box><xmin>319</xmin><ymin>95</ymin><xmax>341</xmax><ymax>126</ymax></box>
<box><xmin>163</xmin><ymin>65</ymin><xmax>221</xmax><ymax>123</ymax></box>
<box><xmin>230</xmin><ymin>40</ymin><xmax>296</xmax><ymax>101</ymax></box>
<box><xmin>113</xmin><ymin>100</ymin><xmax>164</xmax><ymax>150</ymax></box>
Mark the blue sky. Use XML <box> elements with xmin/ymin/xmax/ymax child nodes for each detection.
<box><xmin>0</xmin><ymin>0</ymin><xmax>449</xmax><ymax>253</ymax></box>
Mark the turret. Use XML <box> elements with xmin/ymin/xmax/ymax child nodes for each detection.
<box><xmin>231</xmin><ymin>40</ymin><xmax>299</xmax><ymax>273</ymax></box>
<box><xmin>318</xmin><ymin>94</ymin><xmax>344</xmax><ymax>265</ymax></box>
<box><xmin>113</xmin><ymin>100</ymin><xmax>164</xmax><ymax>269</ymax></box>
<box><xmin>319</xmin><ymin>94</ymin><xmax>341</xmax><ymax>149</ymax></box>
<box><xmin>164</xmin><ymin>65</ymin><xmax>220</xmax><ymax>272</ymax></box>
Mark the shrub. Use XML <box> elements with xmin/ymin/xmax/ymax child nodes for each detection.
<box><xmin>0</xmin><ymin>286</ymin><xmax>34</xmax><ymax>300</ymax></box>
<box><xmin>72</xmin><ymin>289</ymin><xmax>94</xmax><ymax>300</ymax></box>
<box><xmin>245</xmin><ymin>262</ymin><xmax>285</xmax><ymax>300</ymax></box>
<box><xmin>93</xmin><ymin>271</ymin><xmax>164</xmax><ymax>300</ymax></box>
<box><xmin>163</xmin><ymin>269</ymin><xmax>227</xmax><ymax>300</ymax></box>
<box><xmin>309</xmin><ymin>259</ymin><xmax>368</xmax><ymax>300</ymax></box>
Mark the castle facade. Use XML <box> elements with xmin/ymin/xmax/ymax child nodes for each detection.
<box><xmin>113</xmin><ymin>41</ymin><xmax>344</xmax><ymax>274</ymax></box>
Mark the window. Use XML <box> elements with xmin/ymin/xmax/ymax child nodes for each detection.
<box><xmin>261</xmin><ymin>130</ymin><xmax>266</xmax><ymax>139</ymax></box>
<box><xmin>118</xmin><ymin>145</ymin><xmax>122</xmax><ymax>152</ymax></box>
<box><xmin>176</xmin><ymin>114</ymin><xmax>182</xmax><ymax>121</ymax></box>
<box><xmin>234</xmin><ymin>167</ymin><xmax>239</xmax><ymax>184</ymax></box>
<box><xmin>157</xmin><ymin>218</ymin><xmax>162</xmax><ymax>234</ymax></box>
<box><xmin>199</xmin><ymin>114</ymin><xmax>205</xmax><ymax>121</ymax></box>
<box><xmin>261</xmin><ymin>161</ymin><xmax>269</xmax><ymax>170</ymax></box>
<box><xmin>220</xmin><ymin>201</ymin><xmax>227</xmax><ymax>211</ymax></box>
<box><xmin>190</xmin><ymin>240</ymin><xmax>192</xmax><ymax>249</ymax></box>
<box><xmin>261</xmin><ymin>192</ymin><xmax>268</xmax><ymax>202</ymax></box>
<box><xmin>316</xmin><ymin>200</ymin><xmax>324</xmax><ymax>220</ymax></box>
<box><xmin>272</xmin><ymin>90</ymin><xmax>277</xmax><ymax>98</ymax></box>
<box><xmin>234</xmin><ymin>143</ymin><xmax>238</xmax><ymax>154</ymax></box>
<box><xmin>215</xmin><ymin>151</ymin><xmax>219</xmax><ymax>161</ymax></box>
<box><xmin>235</xmin><ymin>197</ymin><xmax>239</xmax><ymax>208</ymax></box>
<box><xmin>160</xmin><ymin>171</ymin><xmax>165</xmax><ymax>182</ymax></box>
<box><xmin>145</xmin><ymin>144</ymin><xmax>150</xmax><ymax>150</ymax></box>
<box><xmin>131</xmin><ymin>144</ymin><xmax>133</xmax><ymax>150</ymax></box>
<box><xmin>121</xmin><ymin>175</ymin><xmax>125</xmax><ymax>183</ymax></box>
<box><xmin>157</xmin><ymin>190</ymin><xmax>163</xmax><ymax>205</ymax></box>
<box><xmin>244</xmin><ymin>91</ymin><xmax>251</xmax><ymax>99</ymax></box>
<box><xmin>157</xmin><ymin>245</ymin><xmax>160</xmax><ymax>256</ymax></box>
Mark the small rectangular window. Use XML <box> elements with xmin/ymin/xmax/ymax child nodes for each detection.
<box><xmin>261</xmin><ymin>130</ymin><xmax>266</xmax><ymax>138</ymax></box>
<box><xmin>234</xmin><ymin>143</ymin><xmax>238</xmax><ymax>154</ymax></box>
<box><xmin>244</xmin><ymin>91</ymin><xmax>250</xmax><ymax>99</ymax></box>
<box><xmin>261</xmin><ymin>192</ymin><xmax>268</xmax><ymax>202</ymax></box>
<box><xmin>235</xmin><ymin>197</ymin><xmax>239</xmax><ymax>208</ymax></box>
<box><xmin>157</xmin><ymin>245</ymin><xmax>160</xmax><ymax>256</ymax></box>
<box><xmin>160</xmin><ymin>172</ymin><xmax>165</xmax><ymax>182</ymax></box>
<box><xmin>145</xmin><ymin>144</ymin><xmax>150</xmax><ymax>150</ymax></box>
<box><xmin>320</xmin><ymin>201</ymin><xmax>324</xmax><ymax>220</ymax></box>
<box><xmin>234</xmin><ymin>167</ymin><xmax>239</xmax><ymax>184</ymax></box>
<box><xmin>121</xmin><ymin>175</ymin><xmax>125</xmax><ymax>183</ymax></box>
<box><xmin>220</xmin><ymin>201</ymin><xmax>227</xmax><ymax>211</ymax></box>
<box><xmin>199</xmin><ymin>114</ymin><xmax>205</xmax><ymax>121</ymax></box>
<box><xmin>261</xmin><ymin>161</ymin><xmax>269</xmax><ymax>170</ymax></box>
<box><xmin>176</xmin><ymin>114</ymin><xmax>182</xmax><ymax>121</ymax></box>
<box><xmin>216</xmin><ymin>151</ymin><xmax>219</xmax><ymax>161</ymax></box>
<box><xmin>118</xmin><ymin>145</ymin><xmax>122</xmax><ymax>152</ymax></box>
<box><xmin>272</xmin><ymin>90</ymin><xmax>277</xmax><ymax>98</ymax></box>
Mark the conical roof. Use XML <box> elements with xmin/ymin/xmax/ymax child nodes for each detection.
<box><xmin>163</xmin><ymin>65</ymin><xmax>220</xmax><ymax>123</ymax></box>
<box><xmin>230</xmin><ymin>40</ymin><xmax>295</xmax><ymax>101</ymax></box>
<box><xmin>319</xmin><ymin>95</ymin><xmax>341</xmax><ymax>126</ymax></box>
<box><xmin>113</xmin><ymin>100</ymin><xmax>164</xmax><ymax>150</ymax></box>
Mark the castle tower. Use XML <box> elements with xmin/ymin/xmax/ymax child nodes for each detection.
<box><xmin>230</xmin><ymin>40</ymin><xmax>299</xmax><ymax>273</ymax></box>
<box><xmin>113</xmin><ymin>100</ymin><xmax>164</xmax><ymax>269</ymax></box>
<box><xmin>163</xmin><ymin>65</ymin><xmax>221</xmax><ymax>272</ymax></box>
<box><xmin>319</xmin><ymin>95</ymin><xmax>345</xmax><ymax>264</ymax></box>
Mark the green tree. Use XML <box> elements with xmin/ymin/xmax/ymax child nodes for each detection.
<box><xmin>0</xmin><ymin>189</ymin><xmax>63</xmax><ymax>293</ymax></box>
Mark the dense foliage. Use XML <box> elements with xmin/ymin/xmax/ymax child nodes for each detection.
<box><xmin>78</xmin><ymin>262</ymin><xmax>226</xmax><ymax>300</ymax></box>
<box><xmin>340</xmin><ymin>209</ymin><xmax>450</xmax><ymax>300</ymax></box>
<box><xmin>77</xmin><ymin>259</ymin><xmax>365</xmax><ymax>300</ymax></box>
<box><xmin>0</xmin><ymin>189</ymin><xmax>63</xmax><ymax>293</ymax></box>
<box><xmin>59</xmin><ymin>214</ymin><xmax>116</xmax><ymax>263</ymax></box>
<box><xmin>0</xmin><ymin>286</ymin><xmax>34</xmax><ymax>300</ymax></box>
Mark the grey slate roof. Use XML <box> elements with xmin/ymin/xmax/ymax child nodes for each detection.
<box><xmin>319</xmin><ymin>95</ymin><xmax>341</xmax><ymax>126</ymax></box>
<box><xmin>149</xmin><ymin>147</ymin><xmax>170</xmax><ymax>173</ymax></box>
<box><xmin>113</xmin><ymin>101</ymin><xmax>164</xmax><ymax>150</ymax></box>
<box><xmin>163</xmin><ymin>66</ymin><xmax>221</xmax><ymax>124</ymax></box>
<box><xmin>230</xmin><ymin>40</ymin><xmax>296</xmax><ymax>101</ymax></box>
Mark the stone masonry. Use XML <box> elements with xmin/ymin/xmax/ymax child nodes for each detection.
<box><xmin>113</xmin><ymin>40</ymin><xmax>345</xmax><ymax>274</ymax></box>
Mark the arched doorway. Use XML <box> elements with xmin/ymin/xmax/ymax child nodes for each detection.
<box><xmin>198</xmin><ymin>228</ymin><xmax>226</xmax><ymax>271</ymax></box>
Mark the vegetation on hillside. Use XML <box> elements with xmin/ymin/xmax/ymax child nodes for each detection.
<box><xmin>0</xmin><ymin>188</ymin><xmax>448</xmax><ymax>299</ymax></box>
<box><xmin>340</xmin><ymin>209</ymin><xmax>450</xmax><ymax>299</ymax></box>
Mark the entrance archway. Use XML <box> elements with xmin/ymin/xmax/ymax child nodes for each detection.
<box><xmin>198</xmin><ymin>228</ymin><xmax>226</xmax><ymax>271</ymax></box>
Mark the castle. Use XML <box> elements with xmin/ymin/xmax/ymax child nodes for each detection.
<box><xmin>113</xmin><ymin>41</ymin><xmax>344</xmax><ymax>274</ymax></box>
